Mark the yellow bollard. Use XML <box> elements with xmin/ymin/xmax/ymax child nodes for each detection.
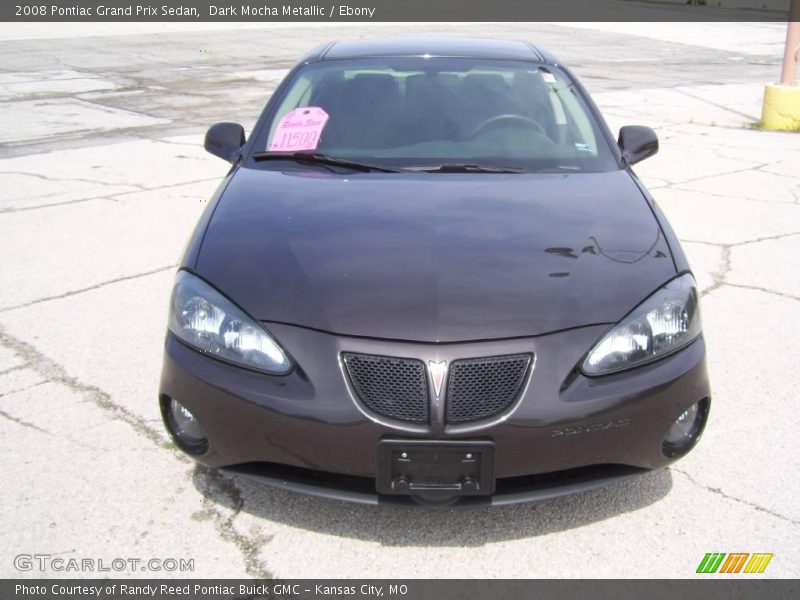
<box><xmin>761</xmin><ymin>1</ymin><xmax>800</xmax><ymax>131</ymax></box>
<box><xmin>761</xmin><ymin>84</ymin><xmax>800</xmax><ymax>131</ymax></box>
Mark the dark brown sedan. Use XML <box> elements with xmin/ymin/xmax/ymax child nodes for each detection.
<box><xmin>159</xmin><ymin>37</ymin><xmax>710</xmax><ymax>506</ymax></box>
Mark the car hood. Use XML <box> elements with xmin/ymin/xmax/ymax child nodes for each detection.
<box><xmin>194</xmin><ymin>167</ymin><xmax>674</xmax><ymax>342</ymax></box>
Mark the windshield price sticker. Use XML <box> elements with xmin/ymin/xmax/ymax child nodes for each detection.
<box><xmin>268</xmin><ymin>107</ymin><xmax>329</xmax><ymax>152</ymax></box>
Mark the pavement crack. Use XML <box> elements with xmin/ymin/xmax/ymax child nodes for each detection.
<box><xmin>672</xmin><ymin>468</ymin><xmax>800</xmax><ymax>526</ymax></box>
<box><xmin>0</xmin><ymin>379</ymin><xmax>49</xmax><ymax>399</ymax></box>
<box><xmin>736</xmin><ymin>231</ymin><xmax>800</xmax><ymax>247</ymax></box>
<box><xmin>678</xmin><ymin>239</ymin><xmax>724</xmax><ymax>247</ymax></box>
<box><xmin>149</xmin><ymin>137</ymin><xmax>202</xmax><ymax>148</ymax></box>
<box><xmin>0</xmin><ymin>169</ymin><xmax>126</xmax><ymax>188</ymax></box>
<box><xmin>0</xmin><ymin>408</ymin><xmax>51</xmax><ymax>434</ymax></box>
<box><xmin>722</xmin><ymin>283</ymin><xmax>800</xmax><ymax>302</ymax></box>
<box><xmin>0</xmin><ymin>194</ymin><xmax>119</xmax><ymax>214</ymax></box>
<box><xmin>680</xmin><ymin>233</ymin><xmax>800</xmax><ymax>300</ymax></box>
<box><xmin>0</xmin><ymin>363</ymin><xmax>29</xmax><ymax>376</ymax></box>
<box><xmin>669</xmin><ymin>186</ymin><xmax>792</xmax><ymax>206</ymax></box>
<box><xmin>1</xmin><ymin>264</ymin><xmax>176</xmax><ymax>313</ymax></box>
<box><xmin>0</xmin><ymin>176</ymin><xmax>219</xmax><ymax>215</ymax></box>
<box><xmin>194</xmin><ymin>466</ymin><xmax>273</xmax><ymax>579</ymax></box>
<box><xmin>701</xmin><ymin>244</ymin><xmax>731</xmax><ymax>298</ymax></box>
<box><xmin>681</xmin><ymin>232</ymin><xmax>800</xmax><ymax>248</ymax></box>
<box><xmin>753</xmin><ymin>164</ymin><xmax>800</xmax><ymax>181</ymax></box>
<box><xmin>668</xmin><ymin>160</ymin><xmax>773</xmax><ymax>188</ymax></box>
<box><xmin>674</xmin><ymin>88</ymin><xmax>759</xmax><ymax>122</ymax></box>
<box><xmin>0</xmin><ymin>326</ymin><xmax>170</xmax><ymax>449</ymax></box>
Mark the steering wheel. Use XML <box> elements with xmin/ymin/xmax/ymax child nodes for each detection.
<box><xmin>469</xmin><ymin>114</ymin><xmax>547</xmax><ymax>140</ymax></box>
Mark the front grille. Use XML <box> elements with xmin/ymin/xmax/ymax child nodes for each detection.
<box><xmin>342</xmin><ymin>353</ymin><xmax>429</xmax><ymax>424</ymax></box>
<box><xmin>446</xmin><ymin>354</ymin><xmax>532</xmax><ymax>424</ymax></box>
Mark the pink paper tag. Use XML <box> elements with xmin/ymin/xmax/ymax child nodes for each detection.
<box><xmin>268</xmin><ymin>106</ymin><xmax>329</xmax><ymax>152</ymax></box>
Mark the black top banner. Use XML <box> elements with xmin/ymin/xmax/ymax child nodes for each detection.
<box><xmin>1</xmin><ymin>0</ymin><xmax>793</xmax><ymax>22</ymax></box>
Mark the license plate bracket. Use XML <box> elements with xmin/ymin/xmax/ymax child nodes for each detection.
<box><xmin>377</xmin><ymin>439</ymin><xmax>495</xmax><ymax>496</ymax></box>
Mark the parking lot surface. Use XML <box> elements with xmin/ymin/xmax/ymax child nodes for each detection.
<box><xmin>0</xmin><ymin>22</ymin><xmax>798</xmax><ymax>578</ymax></box>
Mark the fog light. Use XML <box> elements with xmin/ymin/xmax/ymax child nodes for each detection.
<box><xmin>662</xmin><ymin>398</ymin><xmax>709</xmax><ymax>458</ymax></box>
<box><xmin>164</xmin><ymin>397</ymin><xmax>208</xmax><ymax>454</ymax></box>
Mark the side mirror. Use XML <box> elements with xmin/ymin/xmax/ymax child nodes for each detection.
<box><xmin>204</xmin><ymin>122</ymin><xmax>245</xmax><ymax>163</ymax></box>
<box><xmin>618</xmin><ymin>126</ymin><xmax>658</xmax><ymax>166</ymax></box>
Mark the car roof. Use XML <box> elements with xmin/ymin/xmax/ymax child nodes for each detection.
<box><xmin>303</xmin><ymin>37</ymin><xmax>559</xmax><ymax>65</ymax></box>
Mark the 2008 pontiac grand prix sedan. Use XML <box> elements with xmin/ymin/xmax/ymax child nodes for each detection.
<box><xmin>159</xmin><ymin>37</ymin><xmax>710</xmax><ymax>507</ymax></box>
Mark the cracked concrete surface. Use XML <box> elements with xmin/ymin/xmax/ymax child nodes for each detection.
<box><xmin>0</xmin><ymin>22</ymin><xmax>798</xmax><ymax>579</ymax></box>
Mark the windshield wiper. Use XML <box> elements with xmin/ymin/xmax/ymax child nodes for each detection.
<box><xmin>251</xmin><ymin>151</ymin><xmax>403</xmax><ymax>173</ymax></box>
<box><xmin>406</xmin><ymin>163</ymin><xmax>526</xmax><ymax>174</ymax></box>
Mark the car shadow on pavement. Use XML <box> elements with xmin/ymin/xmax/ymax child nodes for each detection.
<box><xmin>192</xmin><ymin>466</ymin><xmax>672</xmax><ymax>546</ymax></box>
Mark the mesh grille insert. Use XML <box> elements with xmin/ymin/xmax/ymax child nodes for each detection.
<box><xmin>342</xmin><ymin>353</ymin><xmax>429</xmax><ymax>424</ymax></box>
<box><xmin>446</xmin><ymin>354</ymin><xmax>532</xmax><ymax>424</ymax></box>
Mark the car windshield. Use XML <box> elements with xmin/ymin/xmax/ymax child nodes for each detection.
<box><xmin>252</xmin><ymin>57</ymin><xmax>619</xmax><ymax>173</ymax></box>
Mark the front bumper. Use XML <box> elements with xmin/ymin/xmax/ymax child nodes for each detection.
<box><xmin>159</xmin><ymin>322</ymin><xmax>710</xmax><ymax>505</ymax></box>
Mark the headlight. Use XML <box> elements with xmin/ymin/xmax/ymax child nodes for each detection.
<box><xmin>582</xmin><ymin>273</ymin><xmax>701</xmax><ymax>376</ymax></box>
<box><xmin>168</xmin><ymin>270</ymin><xmax>292</xmax><ymax>375</ymax></box>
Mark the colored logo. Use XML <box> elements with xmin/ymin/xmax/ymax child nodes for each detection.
<box><xmin>697</xmin><ymin>553</ymin><xmax>773</xmax><ymax>574</ymax></box>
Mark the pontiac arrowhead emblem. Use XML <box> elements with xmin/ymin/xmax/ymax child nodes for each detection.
<box><xmin>428</xmin><ymin>360</ymin><xmax>447</xmax><ymax>398</ymax></box>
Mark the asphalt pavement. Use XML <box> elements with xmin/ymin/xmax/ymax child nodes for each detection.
<box><xmin>0</xmin><ymin>22</ymin><xmax>798</xmax><ymax>578</ymax></box>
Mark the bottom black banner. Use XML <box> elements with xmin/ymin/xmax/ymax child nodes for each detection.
<box><xmin>2</xmin><ymin>580</ymin><xmax>799</xmax><ymax>600</ymax></box>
